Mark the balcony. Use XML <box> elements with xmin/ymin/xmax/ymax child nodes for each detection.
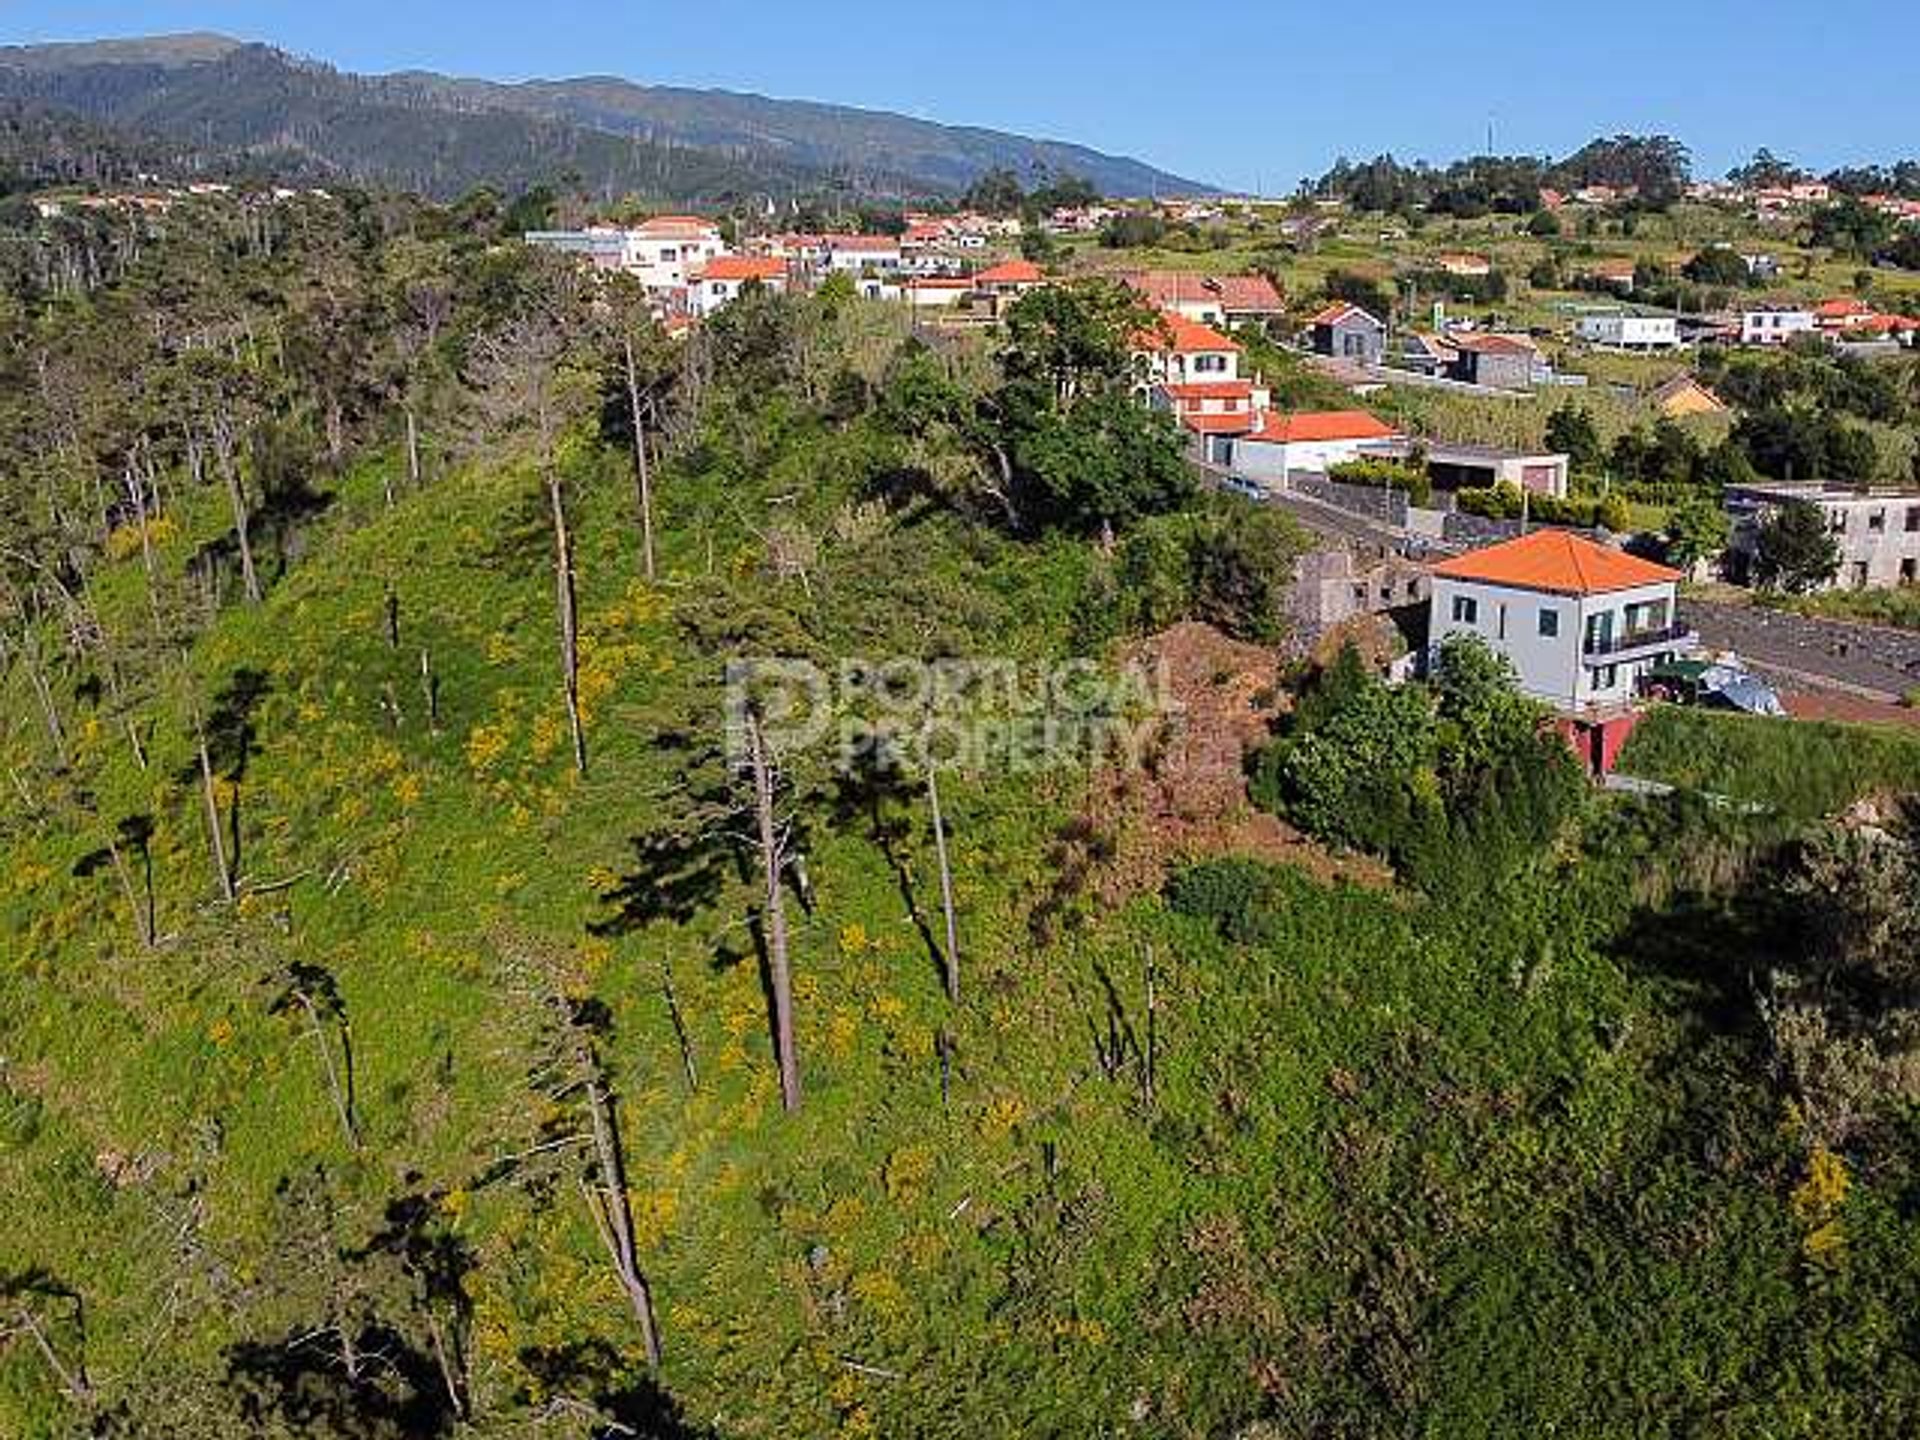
<box><xmin>1581</xmin><ymin>623</ymin><xmax>1699</xmax><ymax>666</ymax></box>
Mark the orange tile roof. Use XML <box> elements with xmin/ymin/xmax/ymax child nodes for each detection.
<box><xmin>1160</xmin><ymin>380</ymin><xmax>1255</xmax><ymax>401</ymax></box>
<box><xmin>1181</xmin><ymin>411</ymin><xmax>1261</xmax><ymax>435</ymax></box>
<box><xmin>1449</xmin><ymin>331</ymin><xmax>1539</xmax><ymax>355</ymax></box>
<box><xmin>1136</xmin><ymin>311</ymin><xmax>1240</xmax><ymax>353</ymax></box>
<box><xmin>974</xmin><ymin>259</ymin><xmax>1044</xmax><ymax>285</ymax></box>
<box><xmin>698</xmin><ymin>256</ymin><xmax>788</xmax><ymax>282</ymax></box>
<box><xmin>1431</xmin><ymin>530</ymin><xmax>1681</xmax><ymax>596</ymax></box>
<box><xmin>1251</xmin><ymin>410</ymin><xmax>1398</xmax><ymax>443</ymax></box>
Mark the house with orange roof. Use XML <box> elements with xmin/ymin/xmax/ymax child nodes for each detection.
<box><xmin>1227</xmin><ymin>409</ymin><xmax>1403</xmax><ymax>485</ymax></box>
<box><xmin>971</xmin><ymin>258</ymin><xmax>1046</xmax><ymax>316</ymax></box>
<box><xmin>1124</xmin><ymin>271</ymin><xmax>1284</xmax><ymax>327</ymax></box>
<box><xmin>1133</xmin><ymin>311</ymin><xmax>1243</xmax><ymax>387</ymax></box>
<box><xmin>1429</xmin><ymin>530</ymin><xmax>1696</xmax><ymax>714</ymax></box>
<box><xmin>690</xmin><ymin>255</ymin><xmax>789</xmax><ymax>316</ymax></box>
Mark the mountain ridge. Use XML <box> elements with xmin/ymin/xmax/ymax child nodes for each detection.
<box><xmin>0</xmin><ymin>32</ymin><xmax>1217</xmax><ymax>199</ymax></box>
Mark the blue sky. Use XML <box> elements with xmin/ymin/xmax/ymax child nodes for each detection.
<box><xmin>5</xmin><ymin>0</ymin><xmax>1916</xmax><ymax>193</ymax></box>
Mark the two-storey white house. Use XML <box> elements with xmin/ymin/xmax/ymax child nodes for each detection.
<box><xmin>689</xmin><ymin>255</ymin><xmax>789</xmax><ymax>316</ymax></box>
<box><xmin>627</xmin><ymin>216</ymin><xmax>728</xmax><ymax>291</ymax></box>
<box><xmin>1737</xmin><ymin>305</ymin><xmax>1817</xmax><ymax>347</ymax></box>
<box><xmin>1428</xmin><ymin>530</ymin><xmax>1696</xmax><ymax>713</ymax></box>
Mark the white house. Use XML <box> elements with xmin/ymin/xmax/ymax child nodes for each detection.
<box><xmin>1738</xmin><ymin>305</ymin><xmax>1817</xmax><ymax>347</ymax></box>
<box><xmin>1576</xmin><ymin>313</ymin><xmax>1681</xmax><ymax>351</ymax></box>
<box><xmin>1133</xmin><ymin>312</ymin><xmax>1243</xmax><ymax>387</ymax></box>
<box><xmin>822</xmin><ymin>235</ymin><xmax>904</xmax><ymax>273</ymax></box>
<box><xmin>690</xmin><ymin>256</ymin><xmax>789</xmax><ymax>316</ymax></box>
<box><xmin>1428</xmin><ymin>530</ymin><xmax>1694</xmax><ymax>713</ymax></box>
<box><xmin>1228</xmin><ymin>410</ymin><xmax>1402</xmax><ymax>486</ymax></box>
<box><xmin>628</xmin><ymin>216</ymin><xmax>728</xmax><ymax>290</ymax></box>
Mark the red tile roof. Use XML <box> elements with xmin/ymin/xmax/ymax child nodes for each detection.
<box><xmin>698</xmin><ymin>256</ymin><xmax>788</xmax><ymax>282</ymax></box>
<box><xmin>1432</xmin><ymin>530</ymin><xmax>1680</xmax><ymax>596</ymax></box>
<box><xmin>974</xmin><ymin>259</ymin><xmax>1044</xmax><ymax>285</ymax></box>
<box><xmin>1160</xmin><ymin>380</ymin><xmax>1255</xmax><ymax>401</ymax></box>
<box><xmin>1448</xmin><ymin>331</ymin><xmax>1540</xmax><ymax>355</ymax></box>
<box><xmin>1250</xmin><ymin>410</ymin><xmax>1398</xmax><ymax>443</ymax></box>
<box><xmin>1136</xmin><ymin>311</ymin><xmax>1240</xmax><ymax>354</ymax></box>
<box><xmin>1181</xmin><ymin>411</ymin><xmax>1261</xmax><ymax>435</ymax></box>
<box><xmin>1125</xmin><ymin>271</ymin><xmax>1283</xmax><ymax>313</ymax></box>
<box><xmin>1308</xmin><ymin>300</ymin><xmax>1381</xmax><ymax>328</ymax></box>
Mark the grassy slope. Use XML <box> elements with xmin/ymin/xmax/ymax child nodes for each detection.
<box><xmin>5</xmin><ymin>406</ymin><xmax>1920</xmax><ymax>1435</ymax></box>
<box><xmin>1622</xmin><ymin>705</ymin><xmax>1920</xmax><ymax>820</ymax></box>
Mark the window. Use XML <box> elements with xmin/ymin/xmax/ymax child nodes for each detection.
<box><xmin>1451</xmin><ymin>595</ymin><xmax>1478</xmax><ymax>624</ymax></box>
<box><xmin>1593</xmin><ymin>663</ymin><xmax>1619</xmax><ymax>691</ymax></box>
<box><xmin>1870</xmin><ymin>510</ymin><xmax>1887</xmax><ymax>532</ymax></box>
<box><xmin>1853</xmin><ymin>561</ymin><xmax>1870</xmax><ymax>588</ymax></box>
<box><xmin>1829</xmin><ymin>510</ymin><xmax>1847</xmax><ymax>534</ymax></box>
<box><xmin>1538</xmin><ymin>608</ymin><xmax>1560</xmax><ymax>638</ymax></box>
<box><xmin>1906</xmin><ymin>507</ymin><xmax>1920</xmax><ymax>533</ymax></box>
<box><xmin>1902</xmin><ymin>558</ymin><xmax>1916</xmax><ymax>585</ymax></box>
<box><xmin>1193</xmin><ymin>354</ymin><xmax>1228</xmax><ymax>374</ymax></box>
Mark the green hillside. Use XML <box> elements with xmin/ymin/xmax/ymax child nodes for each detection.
<box><xmin>5</xmin><ymin>190</ymin><xmax>1920</xmax><ymax>1439</ymax></box>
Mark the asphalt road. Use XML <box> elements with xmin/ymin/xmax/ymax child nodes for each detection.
<box><xmin>1681</xmin><ymin>599</ymin><xmax>1920</xmax><ymax>701</ymax></box>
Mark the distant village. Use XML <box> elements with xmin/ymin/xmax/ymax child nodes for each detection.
<box><xmin>30</xmin><ymin>166</ymin><xmax>1920</xmax><ymax>756</ymax></box>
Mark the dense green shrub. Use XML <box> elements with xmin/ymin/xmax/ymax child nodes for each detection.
<box><xmin>1456</xmin><ymin>481</ymin><xmax>1630</xmax><ymax>531</ymax></box>
<box><xmin>1165</xmin><ymin>856</ymin><xmax>1288</xmax><ymax>944</ymax></box>
<box><xmin>1253</xmin><ymin>638</ymin><xmax>1584</xmax><ymax>892</ymax></box>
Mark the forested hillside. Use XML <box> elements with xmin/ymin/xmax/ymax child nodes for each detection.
<box><xmin>0</xmin><ymin>36</ymin><xmax>1211</xmax><ymax>202</ymax></box>
<box><xmin>4</xmin><ymin>187</ymin><xmax>1920</xmax><ymax>1439</ymax></box>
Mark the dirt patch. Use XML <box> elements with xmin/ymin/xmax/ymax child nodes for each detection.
<box><xmin>1783</xmin><ymin>689</ymin><xmax>1920</xmax><ymax>730</ymax></box>
<box><xmin>1079</xmin><ymin>621</ymin><xmax>1389</xmax><ymax>905</ymax></box>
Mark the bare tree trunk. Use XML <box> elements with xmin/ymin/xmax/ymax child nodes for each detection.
<box><xmin>547</xmin><ymin>471</ymin><xmax>588</xmax><ymax>777</ymax></box>
<box><xmin>211</xmin><ymin>422</ymin><xmax>261</xmax><ymax>604</ymax></box>
<box><xmin>746</xmin><ymin>709</ymin><xmax>800</xmax><ymax>1112</ymax></box>
<box><xmin>623</xmin><ymin>337</ymin><xmax>657</xmax><ymax>582</ymax></box>
<box><xmin>104</xmin><ymin>837</ymin><xmax>153</xmax><ymax>948</ymax></box>
<box><xmin>927</xmin><ymin>765</ymin><xmax>960</xmax><ymax>1004</ymax></box>
<box><xmin>193</xmin><ymin>711</ymin><xmax>235</xmax><ymax>903</ymax></box>
<box><xmin>579</xmin><ymin>1067</ymin><xmax>663</xmax><ymax>1366</ymax></box>
<box><xmin>21</xmin><ymin>640</ymin><xmax>67</xmax><ymax>766</ymax></box>
<box><xmin>297</xmin><ymin>993</ymin><xmax>360</xmax><ymax>1149</ymax></box>
<box><xmin>405</xmin><ymin>406</ymin><xmax>422</xmax><ymax>492</ymax></box>
<box><xmin>11</xmin><ymin>1303</ymin><xmax>92</xmax><ymax>1404</ymax></box>
<box><xmin>662</xmin><ymin>962</ymin><xmax>697</xmax><ymax>1093</ymax></box>
<box><xmin>420</xmin><ymin>648</ymin><xmax>441</xmax><ymax>735</ymax></box>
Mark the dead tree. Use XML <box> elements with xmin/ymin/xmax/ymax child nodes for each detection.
<box><xmin>926</xmin><ymin>762</ymin><xmax>960</xmax><ymax>1004</ymax></box>
<box><xmin>267</xmin><ymin>961</ymin><xmax>360</xmax><ymax>1150</ymax></box>
<box><xmin>207</xmin><ymin>413</ymin><xmax>261</xmax><ymax>604</ymax></box>
<box><xmin>744</xmin><ymin>706</ymin><xmax>801</xmax><ymax>1112</ymax></box>
<box><xmin>1</xmin><ymin>1274</ymin><xmax>94</xmax><ymax>1409</ymax></box>
<box><xmin>622</xmin><ymin>334</ymin><xmax>658</xmax><ymax>582</ymax></box>
<box><xmin>547</xmin><ymin>466</ymin><xmax>588</xmax><ymax>777</ymax></box>
<box><xmin>468</xmin><ymin>292</ymin><xmax>594</xmax><ymax>777</ymax></box>
<box><xmin>191</xmin><ymin>705</ymin><xmax>235</xmax><ymax>903</ymax></box>
<box><xmin>502</xmin><ymin>940</ymin><xmax>664</xmax><ymax>1367</ymax></box>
